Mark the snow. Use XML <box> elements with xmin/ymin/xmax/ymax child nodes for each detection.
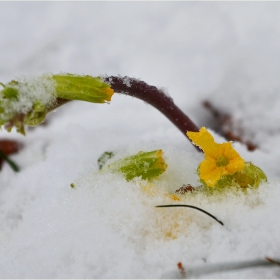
<box><xmin>0</xmin><ymin>74</ymin><xmax>56</xmax><ymax>117</ymax></box>
<box><xmin>0</xmin><ymin>2</ymin><xmax>280</xmax><ymax>278</ymax></box>
<box><xmin>121</xmin><ymin>76</ymin><xmax>132</xmax><ymax>88</ymax></box>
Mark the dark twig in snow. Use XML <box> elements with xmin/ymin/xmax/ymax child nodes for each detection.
<box><xmin>177</xmin><ymin>262</ymin><xmax>186</xmax><ymax>278</ymax></box>
<box><xmin>180</xmin><ymin>258</ymin><xmax>280</xmax><ymax>278</ymax></box>
<box><xmin>265</xmin><ymin>256</ymin><xmax>280</xmax><ymax>266</ymax></box>
<box><xmin>203</xmin><ymin>100</ymin><xmax>257</xmax><ymax>151</ymax></box>
<box><xmin>156</xmin><ymin>204</ymin><xmax>224</xmax><ymax>226</ymax></box>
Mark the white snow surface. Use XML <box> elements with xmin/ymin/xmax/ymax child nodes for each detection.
<box><xmin>1</xmin><ymin>2</ymin><xmax>280</xmax><ymax>278</ymax></box>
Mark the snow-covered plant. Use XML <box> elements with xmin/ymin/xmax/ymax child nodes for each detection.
<box><xmin>0</xmin><ymin>73</ymin><xmax>267</xmax><ymax>188</ymax></box>
<box><xmin>0</xmin><ymin>74</ymin><xmax>113</xmax><ymax>134</ymax></box>
<box><xmin>0</xmin><ymin>73</ymin><xmax>199</xmax><ymax>139</ymax></box>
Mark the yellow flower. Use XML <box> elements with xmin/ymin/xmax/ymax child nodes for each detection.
<box><xmin>187</xmin><ymin>127</ymin><xmax>245</xmax><ymax>187</ymax></box>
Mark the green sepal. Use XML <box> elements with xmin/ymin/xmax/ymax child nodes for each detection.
<box><xmin>233</xmin><ymin>162</ymin><xmax>267</xmax><ymax>188</ymax></box>
<box><xmin>103</xmin><ymin>150</ymin><xmax>168</xmax><ymax>181</ymax></box>
<box><xmin>53</xmin><ymin>74</ymin><xmax>114</xmax><ymax>104</ymax></box>
<box><xmin>198</xmin><ymin>161</ymin><xmax>267</xmax><ymax>189</ymax></box>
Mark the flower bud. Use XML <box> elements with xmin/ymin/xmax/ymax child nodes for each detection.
<box><xmin>53</xmin><ymin>74</ymin><xmax>114</xmax><ymax>103</ymax></box>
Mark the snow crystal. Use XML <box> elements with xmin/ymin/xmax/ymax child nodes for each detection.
<box><xmin>122</xmin><ymin>76</ymin><xmax>131</xmax><ymax>87</ymax></box>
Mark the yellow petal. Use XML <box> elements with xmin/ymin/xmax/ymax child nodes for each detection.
<box><xmin>199</xmin><ymin>157</ymin><xmax>224</xmax><ymax>187</ymax></box>
<box><xmin>226</xmin><ymin>157</ymin><xmax>246</xmax><ymax>174</ymax></box>
<box><xmin>200</xmin><ymin>157</ymin><xmax>216</xmax><ymax>173</ymax></box>
<box><xmin>219</xmin><ymin>142</ymin><xmax>241</xmax><ymax>159</ymax></box>
<box><xmin>187</xmin><ymin>127</ymin><xmax>217</xmax><ymax>155</ymax></box>
<box><xmin>218</xmin><ymin>143</ymin><xmax>245</xmax><ymax>174</ymax></box>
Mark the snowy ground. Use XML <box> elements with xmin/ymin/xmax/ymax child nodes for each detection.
<box><xmin>1</xmin><ymin>2</ymin><xmax>280</xmax><ymax>278</ymax></box>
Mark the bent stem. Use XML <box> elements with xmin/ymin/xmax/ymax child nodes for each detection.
<box><xmin>1</xmin><ymin>74</ymin><xmax>200</xmax><ymax>149</ymax></box>
<box><xmin>50</xmin><ymin>75</ymin><xmax>200</xmax><ymax>149</ymax></box>
<box><xmin>103</xmin><ymin>76</ymin><xmax>200</xmax><ymax>141</ymax></box>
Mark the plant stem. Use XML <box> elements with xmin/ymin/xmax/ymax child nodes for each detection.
<box><xmin>50</xmin><ymin>76</ymin><xmax>200</xmax><ymax>149</ymax></box>
<box><xmin>103</xmin><ymin>76</ymin><xmax>200</xmax><ymax>140</ymax></box>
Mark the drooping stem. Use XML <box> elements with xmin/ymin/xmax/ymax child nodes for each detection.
<box><xmin>49</xmin><ymin>75</ymin><xmax>200</xmax><ymax>149</ymax></box>
<box><xmin>103</xmin><ymin>76</ymin><xmax>200</xmax><ymax>140</ymax></box>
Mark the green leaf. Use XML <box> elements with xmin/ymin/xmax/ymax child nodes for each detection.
<box><xmin>0</xmin><ymin>150</ymin><xmax>20</xmax><ymax>172</ymax></box>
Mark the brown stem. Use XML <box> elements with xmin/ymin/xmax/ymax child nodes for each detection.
<box><xmin>103</xmin><ymin>76</ymin><xmax>200</xmax><ymax>145</ymax></box>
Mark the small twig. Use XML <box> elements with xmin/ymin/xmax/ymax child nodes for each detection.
<box><xmin>156</xmin><ymin>204</ymin><xmax>224</xmax><ymax>226</ymax></box>
<box><xmin>177</xmin><ymin>262</ymin><xmax>186</xmax><ymax>278</ymax></box>
<box><xmin>265</xmin><ymin>256</ymin><xmax>280</xmax><ymax>266</ymax></box>
<box><xmin>203</xmin><ymin>100</ymin><xmax>257</xmax><ymax>151</ymax></box>
<box><xmin>179</xmin><ymin>258</ymin><xmax>280</xmax><ymax>278</ymax></box>
<box><xmin>0</xmin><ymin>150</ymin><xmax>20</xmax><ymax>172</ymax></box>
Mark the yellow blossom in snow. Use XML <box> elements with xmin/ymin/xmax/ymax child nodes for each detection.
<box><xmin>187</xmin><ymin>127</ymin><xmax>245</xmax><ymax>187</ymax></box>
